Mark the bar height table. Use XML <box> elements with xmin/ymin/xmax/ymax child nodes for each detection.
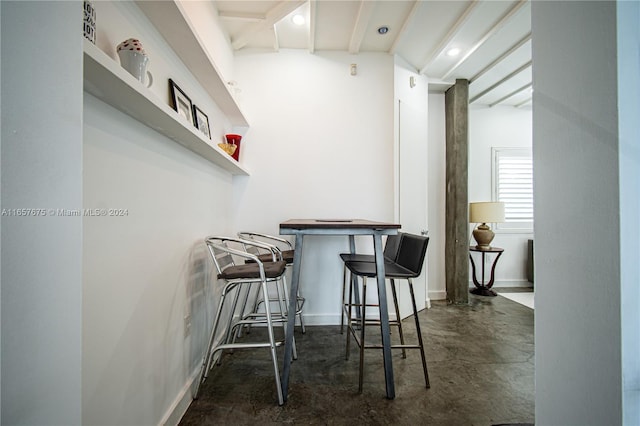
<box><xmin>279</xmin><ymin>219</ymin><xmax>401</xmax><ymax>403</ymax></box>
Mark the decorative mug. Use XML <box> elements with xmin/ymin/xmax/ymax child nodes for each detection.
<box><xmin>117</xmin><ymin>49</ymin><xmax>153</xmax><ymax>88</ymax></box>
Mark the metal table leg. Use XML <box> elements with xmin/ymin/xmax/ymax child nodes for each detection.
<box><xmin>281</xmin><ymin>233</ymin><xmax>303</xmax><ymax>403</ymax></box>
<box><xmin>373</xmin><ymin>232</ymin><xmax>395</xmax><ymax>399</ymax></box>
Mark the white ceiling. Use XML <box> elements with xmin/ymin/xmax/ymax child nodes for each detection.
<box><xmin>213</xmin><ymin>0</ymin><xmax>532</xmax><ymax>108</ymax></box>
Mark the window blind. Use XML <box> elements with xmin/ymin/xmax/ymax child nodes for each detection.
<box><xmin>492</xmin><ymin>148</ymin><xmax>533</xmax><ymax>229</ymax></box>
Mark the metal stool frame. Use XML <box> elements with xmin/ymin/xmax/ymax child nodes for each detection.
<box><xmin>238</xmin><ymin>231</ymin><xmax>306</xmax><ymax>333</ymax></box>
<box><xmin>339</xmin><ymin>233</ymin><xmax>404</xmax><ymax>333</ymax></box>
<box><xmin>344</xmin><ymin>233</ymin><xmax>430</xmax><ymax>393</ymax></box>
<box><xmin>196</xmin><ymin>236</ymin><xmax>291</xmax><ymax>404</ymax></box>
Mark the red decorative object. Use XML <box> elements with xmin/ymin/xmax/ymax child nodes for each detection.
<box><xmin>225</xmin><ymin>134</ymin><xmax>242</xmax><ymax>161</ymax></box>
<box><xmin>117</xmin><ymin>38</ymin><xmax>146</xmax><ymax>54</ymax></box>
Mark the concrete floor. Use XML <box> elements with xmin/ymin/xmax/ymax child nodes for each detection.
<box><xmin>179</xmin><ymin>292</ymin><xmax>534</xmax><ymax>425</ymax></box>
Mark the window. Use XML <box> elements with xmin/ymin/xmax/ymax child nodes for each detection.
<box><xmin>492</xmin><ymin>147</ymin><xmax>533</xmax><ymax>231</ymax></box>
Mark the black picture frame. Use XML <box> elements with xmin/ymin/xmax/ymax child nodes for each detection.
<box><xmin>192</xmin><ymin>105</ymin><xmax>211</xmax><ymax>139</ymax></box>
<box><xmin>169</xmin><ymin>79</ymin><xmax>195</xmax><ymax>125</ymax></box>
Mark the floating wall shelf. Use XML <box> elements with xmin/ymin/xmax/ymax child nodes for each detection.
<box><xmin>135</xmin><ymin>0</ymin><xmax>248</xmax><ymax>127</ymax></box>
<box><xmin>83</xmin><ymin>40</ymin><xmax>249</xmax><ymax>176</ymax></box>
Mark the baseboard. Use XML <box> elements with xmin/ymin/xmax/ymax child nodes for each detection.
<box><xmin>159</xmin><ymin>368</ymin><xmax>200</xmax><ymax>426</ymax></box>
<box><xmin>302</xmin><ymin>313</ymin><xmax>343</xmax><ymax>326</ymax></box>
<box><xmin>469</xmin><ymin>279</ymin><xmax>531</xmax><ymax>288</ymax></box>
<box><xmin>428</xmin><ymin>281</ymin><xmax>530</xmax><ymax>301</ymax></box>
<box><xmin>300</xmin><ymin>303</ymin><xmax>437</xmax><ymax>326</ymax></box>
<box><xmin>429</xmin><ymin>290</ymin><xmax>447</xmax><ymax>301</ymax></box>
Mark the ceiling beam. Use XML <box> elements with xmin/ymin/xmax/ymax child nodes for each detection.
<box><xmin>231</xmin><ymin>1</ymin><xmax>305</xmax><ymax>50</ymax></box>
<box><xmin>470</xmin><ymin>32</ymin><xmax>531</xmax><ymax>83</ymax></box>
<box><xmin>218</xmin><ymin>11</ymin><xmax>266</xmax><ymax>23</ymax></box>
<box><xmin>488</xmin><ymin>82</ymin><xmax>532</xmax><ymax>107</ymax></box>
<box><xmin>441</xmin><ymin>0</ymin><xmax>528</xmax><ymax>80</ymax></box>
<box><xmin>349</xmin><ymin>1</ymin><xmax>376</xmax><ymax>54</ymax></box>
<box><xmin>418</xmin><ymin>0</ymin><xmax>479</xmax><ymax>74</ymax></box>
<box><xmin>469</xmin><ymin>60</ymin><xmax>531</xmax><ymax>103</ymax></box>
<box><xmin>389</xmin><ymin>0</ymin><xmax>421</xmax><ymax>55</ymax></box>
<box><xmin>273</xmin><ymin>22</ymin><xmax>280</xmax><ymax>52</ymax></box>
<box><xmin>515</xmin><ymin>97</ymin><xmax>533</xmax><ymax>108</ymax></box>
<box><xmin>309</xmin><ymin>0</ymin><xmax>317</xmax><ymax>54</ymax></box>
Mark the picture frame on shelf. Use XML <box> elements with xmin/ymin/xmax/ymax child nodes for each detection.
<box><xmin>193</xmin><ymin>105</ymin><xmax>211</xmax><ymax>139</ymax></box>
<box><xmin>169</xmin><ymin>79</ymin><xmax>194</xmax><ymax>125</ymax></box>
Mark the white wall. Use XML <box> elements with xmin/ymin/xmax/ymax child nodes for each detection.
<box><xmin>179</xmin><ymin>0</ymin><xmax>235</xmax><ymax>94</ymax></box>
<box><xmin>393</xmin><ymin>57</ymin><xmax>431</xmax><ymax>231</ymax></box>
<box><xmin>617</xmin><ymin>2</ymin><xmax>640</xmax><ymax>423</ymax></box>
<box><xmin>427</xmin><ymin>93</ymin><xmax>446</xmax><ymax>300</ymax></box>
<box><xmin>83</xmin><ymin>96</ymin><xmax>231</xmax><ymax>426</ymax></box>
<box><xmin>533</xmin><ymin>1</ymin><xmax>626</xmax><ymax>423</ymax></box>
<box><xmin>469</xmin><ymin>105</ymin><xmax>533</xmax><ymax>286</ymax></box>
<box><xmin>1</xmin><ymin>2</ymin><xmax>83</xmax><ymax>424</ymax></box>
<box><xmin>232</xmin><ymin>49</ymin><xmax>395</xmax><ymax>325</ymax></box>
<box><xmin>82</xmin><ymin>2</ymin><xmax>235</xmax><ymax>425</ymax></box>
<box><xmin>92</xmin><ymin>2</ymin><xmax>234</xmax><ymax>141</ymax></box>
<box><xmin>393</xmin><ymin>56</ymin><xmax>432</xmax><ymax>311</ymax></box>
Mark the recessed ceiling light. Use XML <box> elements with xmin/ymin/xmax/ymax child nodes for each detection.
<box><xmin>291</xmin><ymin>14</ymin><xmax>305</xmax><ymax>26</ymax></box>
<box><xmin>377</xmin><ymin>26</ymin><xmax>389</xmax><ymax>35</ymax></box>
<box><xmin>446</xmin><ymin>48</ymin><xmax>461</xmax><ymax>57</ymax></box>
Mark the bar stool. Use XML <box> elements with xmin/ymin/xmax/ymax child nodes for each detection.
<box><xmin>195</xmin><ymin>236</ymin><xmax>289</xmax><ymax>404</ymax></box>
<box><xmin>339</xmin><ymin>233</ymin><xmax>404</xmax><ymax>333</ymax></box>
<box><xmin>344</xmin><ymin>233</ymin><xmax>430</xmax><ymax>392</ymax></box>
<box><xmin>237</xmin><ymin>231</ymin><xmax>306</xmax><ymax>333</ymax></box>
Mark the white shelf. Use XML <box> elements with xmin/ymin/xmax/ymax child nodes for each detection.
<box><xmin>83</xmin><ymin>40</ymin><xmax>249</xmax><ymax>176</ymax></box>
<box><xmin>135</xmin><ymin>0</ymin><xmax>248</xmax><ymax>127</ymax></box>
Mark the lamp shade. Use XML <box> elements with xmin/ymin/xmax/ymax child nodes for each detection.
<box><xmin>469</xmin><ymin>202</ymin><xmax>505</xmax><ymax>224</ymax></box>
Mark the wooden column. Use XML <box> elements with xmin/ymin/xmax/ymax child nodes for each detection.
<box><xmin>445</xmin><ymin>79</ymin><xmax>469</xmax><ymax>304</ymax></box>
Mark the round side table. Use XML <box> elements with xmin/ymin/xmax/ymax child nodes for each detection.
<box><xmin>469</xmin><ymin>246</ymin><xmax>504</xmax><ymax>297</ymax></box>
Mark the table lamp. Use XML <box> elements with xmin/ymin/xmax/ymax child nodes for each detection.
<box><xmin>469</xmin><ymin>202</ymin><xmax>505</xmax><ymax>250</ymax></box>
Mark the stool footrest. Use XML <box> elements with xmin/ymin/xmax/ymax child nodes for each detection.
<box><xmin>214</xmin><ymin>341</ymin><xmax>283</xmax><ymax>352</ymax></box>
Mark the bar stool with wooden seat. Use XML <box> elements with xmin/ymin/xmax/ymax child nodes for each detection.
<box><xmin>195</xmin><ymin>236</ymin><xmax>289</xmax><ymax>404</ymax></box>
<box><xmin>344</xmin><ymin>232</ymin><xmax>430</xmax><ymax>392</ymax></box>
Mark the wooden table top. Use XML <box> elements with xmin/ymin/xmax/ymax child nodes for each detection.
<box><xmin>280</xmin><ymin>219</ymin><xmax>401</xmax><ymax>230</ymax></box>
<box><xmin>469</xmin><ymin>246</ymin><xmax>504</xmax><ymax>253</ymax></box>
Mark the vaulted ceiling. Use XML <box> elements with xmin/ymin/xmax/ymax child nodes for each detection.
<box><xmin>214</xmin><ymin>0</ymin><xmax>532</xmax><ymax>108</ymax></box>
